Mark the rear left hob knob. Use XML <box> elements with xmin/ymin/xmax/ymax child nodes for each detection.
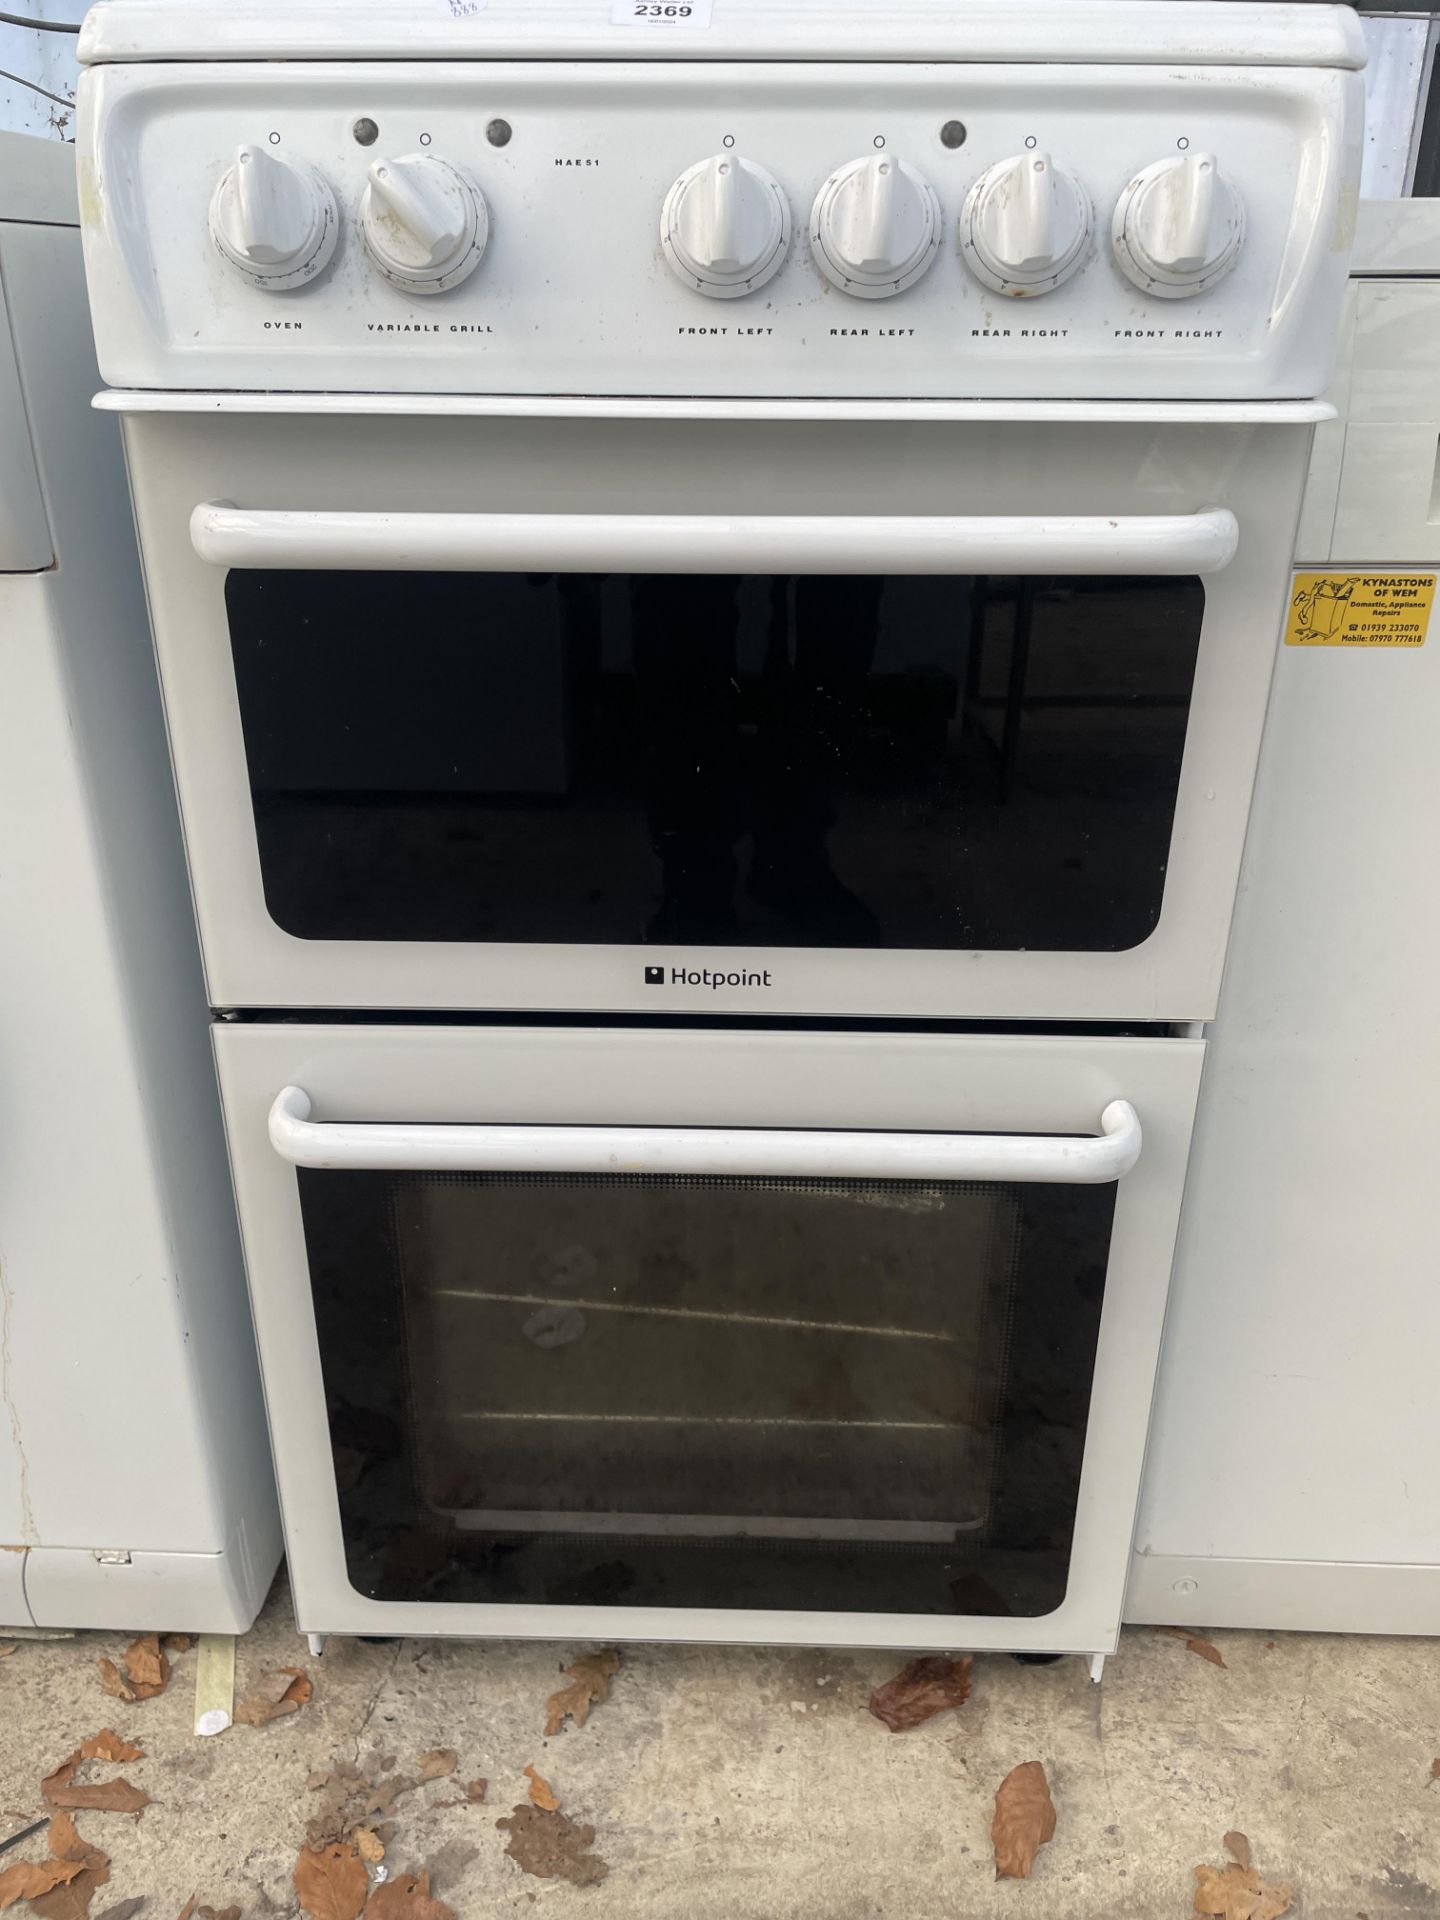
<box><xmin>1112</xmin><ymin>152</ymin><xmax>1244</xmax><ymax>298</ymax></box>
<box><xmin>661</xmin><ymin>153</ymin><xmax>790</xmax><ymax>298</ymax></box>
<box><xmin>810</xmin><ymin>154</ymin><xmax>941</xmax><ymax>299</ymax></box>
<box><xmin>960</xmin><ymin>151</ymin><xmax>1090</xmax><ymax>297</ymax></box>
<box><xmin>361</xmin><ymin>152</ymin><xmax>489</xmax><ymax>295</ymax></box>
<box><xmin>208</xmin><ymin>144</ymin><xmax>338</xmax><ymax>289</ymax></box>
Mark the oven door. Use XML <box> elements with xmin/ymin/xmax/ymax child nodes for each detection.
<box><xmin>214</xmin><ymin>1022</ymin><xmax>1202</xmax><ymax>1652</ymax></box>
<box><xmin>121</xmin><ymin>407</ymin><xmax>1313</xmax><ymax>1021</ymax></box>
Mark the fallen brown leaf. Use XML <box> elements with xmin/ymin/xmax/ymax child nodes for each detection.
<box><xmin>121</xmin><ymin>1637</ymin><xmax>170</xmax><ymax>1702</ymax></box>
<box><xmin>162</xmin><ymin>1636</ymin><xmax>193</xmax><ymax>1655</ymax></box>
<box><xmin>1164</xmin><ymin>1626</ymin><xmax>1227</xmax><ymax>1669</ymax></box>
<box><xmin>235</xmin><ymin>1668</ymin><xmax>312</xmax><ymax>1728</ymax></box>
<box><xmin>868</xmin><ymin>1655</ymin><xmax>973</xmax><ymax>1733</ymax></box>
<box><xmin>361</xmin><ymin>1871</ymin><xmax>454</xmax><ymax>1920</ymax></box>
<box><xmin>96</xmin><ymin>1662</ymin><xmax>132</xmax><ymax>1705</ymax></box>
<box><xmin>1193</xmin><ymin>1861</ymin><xmax>1293</xmax><ymax>1920</ymax></box>
<box><xmin>29</xmin><ymin>1812</ymin><xmax>111</xmax><ymax>1920</ymax></box>
<box><xmin>1430</xmin><ymin>1758</ymin><xmax>1440</xmax><ymax>1785</ymax></box>
<box><xmin>197</xmin><ymin>1905</ymin><xmax>240</xmax><ymax>1920</ymax></box>
<box><xmin>415</xmin><ymin>1750</ymin><xmax>456</xmax><ymax>1782</ymax></box>
<box><xmin>522</xmin><ymin>1766</ymin><xmax>559</xmax><ymax>1813</ymax></box>
<box><xmin>293</xmin><ymin>1844</ymin><xmax>367</xmax><ymax>1920</ymax></box>
<box><xmin>0</xmin><ymin>1858</ymin><xmax>87</xmax><ymax>1911</ymax></box>
<box><xmin>175</xmin><ymin>1899</ymin><xmax>194</xmax><ymax>1920</ymax></box>
<box><xmin>992</xmin><ymin>1760</ymin><xmax>1057</xmax><ymax>1881</ymax></box>
<box><xmin>78</xmin><ymin>1733</ymin><xmax>144</xmax><ymax>1765</ymax></box>
<box><xmin>543</xmin><ymin>1650</ymin><xmax>622</xmax><ymax>1737</ymax></box>
<box><xmin>94</xmin><ymin>1900</ymin><xmax>145</xmax><ymax>1920</ymax></box>
<box><xmin>1225</xmin><ymin>1833</ymin><xmax>1252</xmax><ymax>1870</ymax></box>
<box><xmin>496</xmin><ymin>1805</ymin><xmax>609</xmax><ymax>1889</ymax></box>
<box><xmin>462</xmin><ymin>1780</ymin><xmax>486</xmax><ymax>1804</ymax></box>
<box><xmin>41</xmin><ymin>1753</ymin><xmax>149</xmax><ymax>1817</ymax></box>
<box><xmin>0</xmin><ymin>1643</ymin><xmax>16</xmax><ymax>1658</ymax></box>
<box><xmin>353</xmin><ymin>1830</ymin><xmax>384</xmax><ymax>1866</ymax></box>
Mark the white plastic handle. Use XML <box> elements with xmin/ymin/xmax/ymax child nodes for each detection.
<box><xmin>267</xmin><ymin>1086</ymin><xmax>1142</xmax><ymax>1185</ymax></box>
<box><xmin>191</xmin><ymin>504</ymin><xmax>1237</xmax><ymax>577</ymax></box>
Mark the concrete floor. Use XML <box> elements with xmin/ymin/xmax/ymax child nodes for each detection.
<box><xmin>1</xmin><ymin>1577</ymin><xmax>1437</xmax><ymax>1920</ymax></box>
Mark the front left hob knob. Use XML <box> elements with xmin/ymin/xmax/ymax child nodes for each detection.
<box><xmin>1112</xmin><ymin>152</ymin><xmax>1244</xmax><ymax>298</ymax></box>
<box><xmin>661</xmin><ymin>154</ymin><xmax>790</xmax><ymax>298</ymax></box>
<box><xmin>810</xmin><ymin>154</ymin><xmax>941</xmax><ymax>298</ymax></box>
<box><xmin>208</xmin><ymin>144</ymin><xmax>338</xmax><ymax>289</ymax></box>
<box><xmin>960</xmin><ymin>151</ymin><xmax>1091</xmax><ymax>297</ymax></box>
<box><xmin>361</xmin><ymin>153</ymin><xmax>489</xmax><ymax>295</ymax></box>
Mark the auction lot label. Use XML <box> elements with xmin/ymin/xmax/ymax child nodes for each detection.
<box><xmin>1285</xmin><ymin>572</ymin><xmax>1435</xmax><ymax>647</ymax></box>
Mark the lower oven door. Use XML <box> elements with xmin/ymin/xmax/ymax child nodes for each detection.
<box><xmin>215</xmin><ymin>1023</ymin><xmax>1202</xmax><ymax>1653</ymax></box>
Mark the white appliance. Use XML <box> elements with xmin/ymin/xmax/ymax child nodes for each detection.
<box><xmin>0</xmin><ymin>130</ymin><xmax>281</xmax><ymax>1632</ymax></box>
<box><xmin>1127</xmin><ymin>197</ymin><xmax>1440</xmax><ymax>1638</ymax></box>
<box><xmin>77</xmin><ymin>0</ymin><xmax>1362</xmax><ymax>1658</ymax></box>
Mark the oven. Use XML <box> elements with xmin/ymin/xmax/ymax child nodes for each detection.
<box><xmin>215</xmin><ymin>1021</ymin><xmax>1200</xmax><ymax>1651</ymax></box>
<box><xmin>78</xmin><ymin>0</ymin><xmax>1363</xmax><ymax>1658</ymax></box>
<box><xmin>118</xmin><ymin>404</ymin><xmax>1313</xmax><ymax>1022</ymax></box>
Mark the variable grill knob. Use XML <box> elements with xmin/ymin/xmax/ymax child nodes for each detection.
<box><xmin>1112</xmin><ymin>152</ymin><xmax>1244</xmax><ymax>299</ymax></box>
<box><xmin>661</xmin><ymin>154</ymin><xmax>790</xmax><ymax>298</ymax></box>
<box><xmin>208</xmin><ymin>144</ymin><xmax>338</xmax><ymax>290</ymax></box>
<box><xmin>810</xmin><ymin>154</ymin><xmax>941</xmax><ymax>298</ymax></box>
<box><xmin>361</xmin><ymin>153</ymin><xmax>489</xmax><ymax>295</ymax></box>
<box><xmin>960</xmin><ymin>151</ymin><xmax>1090</xmax><ymax>297</ymax></box>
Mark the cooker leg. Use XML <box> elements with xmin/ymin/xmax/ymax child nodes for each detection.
<box><xmin>1088</xmin><ymin>1654</ymin><xmax>1106</xmax><ymax>1685</ymax></box>
<box><xmin>307</xmin><ymin>1633</ymin><xmax>327</xmax><ymax>1659</ymax></box>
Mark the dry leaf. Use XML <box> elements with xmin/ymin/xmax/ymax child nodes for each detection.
<box><xmin>361</xmin><ymin>1872</ymin><xmax>454</xmax><ymax>1920</ymax></box>
<box><xmin>235</xmin><ymin>1668</ymin><xmax>312</xmax><ymax>1728</ymax></box>
<box><xmin>30</xmin><ymin>1811</ymin><xmax>111</xmax><ymax>1920</ymax></box>
<box><xmin>522</xmin><ymin>1766</ymin><xmax>559</xmax><ymax>1813</ymax></box>
<box><xmin>197</xmin><ymin>1905</ymin><xmax>240</xmax><ymax>1920</ymax></box>
<box><xmin>1193</xmin><ymin>1861</ymin><xmax>1293</xmax><ymax>1920</ymax></box>
<box><xmin>175</xmin><ymin>1900</ymin><xmax>194</xmax><ymax>1920</ymax></box>
<box><xmin>96</xmin><ymin>1661</ymin><xmax>133</xmax><ymax>1705</ymax></box>
<box><xmin>78</xmin><ymin>1733</ymin><xmax>144</xmax><ymax>1765</ymax></box>
<box><xmin>462</xmin><ymin>1780</ymin><xmax>486</xmax><ymax>1804</ymax></box>
<box><xmin>1164</xmin><ymin>1627</ymin><xmax>1227</xmax><ymax>1669</ymax></box>
<box><xmin>1430</xmin><ymin>1758</ymin><xmax>1440</xmax><ymax>1785</ymax></box>
<box><xmin>293</xmin><ymin>1844</ymin><xmax>367</xmax><ymax>1920</ymax></box>
<box><xmin>0</xmin><ymin>1859</ymin><xmax>87</xmax><ymax>1911</ymax></box>
<box><xmin>416</xmin><ymin>1750</ymin><xmax>456</xmax><ymax>1782</ymax></box>
<box><xmin>41</xmin><ymin>1753</ymin><xmax>149</xmax><ymax>1816</ymax></box>
<box><xmin>353</xmin><ymin>1831</ymin><xmax>384</xmax><ymax>1865</ymax></box>
<box><xmin>543</xmin><ymin>1650</ymin><xmax>622</xmax><ymax>1737</ymax></box>
<box><xmin>121</xmin><ymin>1637</ymin><xmax>170</xmax><ymax>1701</ymax></box>
<box><xmin>992</xmin><ymin>1760</ymin><xmax>1057</xmax><ymax>1881</ymax></box>
<box><xmin>1225</xmin><ymin>1832</ymin><xmax>1252</xmax><ymax>1870</ymax></box>
<box><xmin>162</xmin><ymin>1636</ymin><xmax>193</xmax><ymax>1655</ymax></box>
<box><xmin>0</xmin><ymin>1643</ymin><xmax>16</xmax><ymax>1658</ymax></box>
<box><xmin>94</xmin><ymin>1901</ymin><xmax>145</xmax><ymax>1920</ymax></box>
<box><xmin>497</xmin><ymin>1805</ymin><xmax>609</xmax><ymax>1889</ymax></box>
<box><xmin>868</xmin><ymin>1655</ymin><xmax>974</xmax><ymax>1733</ymax></box>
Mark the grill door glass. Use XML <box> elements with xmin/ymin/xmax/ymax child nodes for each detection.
<box><xmin>227</xmin><ymin>570</ymin><xmax>1203</xmax><ymax>952</ymax></box>
<box><xmin>302</xmin><ymin>1165</ymin><xmax>1116</xmax><ymax>1617</ymax></box>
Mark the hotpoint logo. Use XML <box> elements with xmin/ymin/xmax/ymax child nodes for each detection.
<box><xmin>644</xmin><ymin>963</ymin><xmax>774</xmax><ymax>990</ymax></box>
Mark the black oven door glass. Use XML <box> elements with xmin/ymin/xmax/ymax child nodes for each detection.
<box><xmin>302</xmin><ymin>1165</ymin><xmax>1115</xmax><ymax>1617</ymax></box>
<box><xmin>227</xmin><ymin>570</ymin><xmax>1203</xmax><ymax>952</ymax></box>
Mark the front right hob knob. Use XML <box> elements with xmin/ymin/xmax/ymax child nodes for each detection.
<box><xmin>1112</xmin><ymin>152</ymin><xmax>1245</xmax><ymax>299</ymax></box>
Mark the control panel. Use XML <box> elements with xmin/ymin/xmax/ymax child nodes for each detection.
<box><xmin>80</xmin><ymin>60</ymin><xmax>1361</xmax><ymax>398</ymax></box>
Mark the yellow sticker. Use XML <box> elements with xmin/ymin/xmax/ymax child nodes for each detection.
<box><xmin>1286</xmin><ymin>572</ymin><xmax>1434</xmax><ymax>647</ymax></box>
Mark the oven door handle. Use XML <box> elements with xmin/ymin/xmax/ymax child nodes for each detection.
<box><xmin>266</xmin><ymin>1086</ymin><xmax>1142</xmax><ymax>1185</ymax></box>
<box><xmin>191</xmin><ymin>504</ymin><xmax>1238</xmax><ymax>577</ymax></box>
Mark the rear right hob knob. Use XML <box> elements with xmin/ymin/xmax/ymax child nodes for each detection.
<box><xmin>960</xmin><ymin>151</ymin><xmax>1090</xmax><ymax>297</ymax></box>
<box><xmin>1112</xmin><ymin>152</ymin><xmax>1245</xmax><ymax>299</ymax></box>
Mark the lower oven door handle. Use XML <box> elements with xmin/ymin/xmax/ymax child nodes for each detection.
<box><xmin>266</xmin><ymin>1086</ymin><xmax>1142</xmax><ymax>1185</ymax></box>
<box><xmin>190</xmin><ymin>504</ymin><xmax>1238</xmax><ymax>577</ymax></box>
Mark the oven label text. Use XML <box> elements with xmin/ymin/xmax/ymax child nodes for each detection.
<box><xmin>1285</xmin><ymin>572</ymin><xmax>1435</xmax><ymax>648</ymax></box>
<box><xmin>611</xmin><ymin>0</ymin><xmax>713</xmax><ymax>23</ymax></box>
<box><xmin>645</xmin><ymin>964</ymin><xmax>773</xmax><ymax>990</ymax></box>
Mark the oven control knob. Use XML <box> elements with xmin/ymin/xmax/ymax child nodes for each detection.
<box><xmin>960</xmin><ymin>151</ymin><xmax>1090</xmax><ymax>297</ymax></box>
<box><xmin>208</xmin><ymin>144</ymin><xmax>338</xmax><ymax>289</ymax></box>
<box><xmin>361</xmin><ymin>153</ymin><xmax>489</xmax><ymax>295</ymax></box>
<box><xmin>1112</xmin><ymin>152</ymin><xmax>1244</xmax><ymax>298</ymax></box>
<box><xmin>810</xmin><ymin>154</ymin><xmax>941</xmax><ymax>298</ymax></box>
<box><xmin>661</xmin><ymin>154</ymin><xmax>790</xmax><ymax>298</ymax></box>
